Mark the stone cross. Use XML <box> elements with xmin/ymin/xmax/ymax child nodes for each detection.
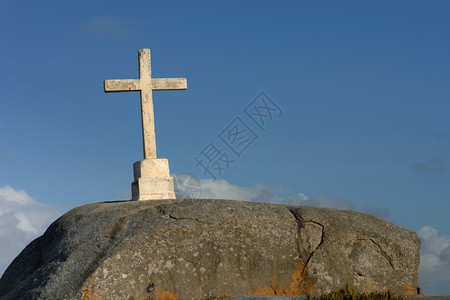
<box><xmin>104</xmin><ymin>49</ymin><xmax>187</xmax><ymax>159</ymax></box>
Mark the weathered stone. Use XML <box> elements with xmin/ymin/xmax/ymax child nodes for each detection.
<box><xmin>0</xmin><ymin>199</ymin><xmax>421</xmax><ymax>299</ymax></box>
<box><xmin>288</xmin><ymin>206</ymin><xmax>421</xmax><ymax>295</ymax></box>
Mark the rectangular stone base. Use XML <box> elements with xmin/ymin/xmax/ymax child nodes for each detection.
<box><xmin>131</xmin><ymin>159</ymin><xmax>176</xmax><ymax>200</ymax></box>
<box><xmin>131</xmin><ymin>177</ymin><xmax>176</xmax><ymax>200</ymax></box>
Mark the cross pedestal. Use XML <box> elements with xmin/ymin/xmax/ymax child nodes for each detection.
<box><xmin>104</xmin><ymin>49</ymin><xmax>186</xmax><ymax>200</ymax></box>
<box><xmin>131</xmin><ymin>159</ymin><xmax>175</xmax><ymax>200</ymax></box>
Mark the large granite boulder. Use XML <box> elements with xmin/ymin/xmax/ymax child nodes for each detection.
<box><xmin>0</xmin><ymin>199</ymin><xmax>421</xmax><ymax>299</ymax></box>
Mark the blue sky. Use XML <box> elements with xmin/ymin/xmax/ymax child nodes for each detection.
<box><xmin>1</xmin><ymin>0</ymin><xmax>449</xmax><ymax>295</ymax></box>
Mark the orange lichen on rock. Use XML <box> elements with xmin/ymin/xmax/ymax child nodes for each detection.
<box><xmin>156</xmin><ymin>289</ymin><xmax>179</xmax><ymax>300</ymax></box>
<box><xmin>80</xmin><ymin>278</ymin><xmax>101</xmax><ymax>300</ymax></box>
<box><xmin>290</xmin><ymin>256</ymin><xmax>316</xmax><ymax>295</ymax></box>
<box><xmin>402</xmin><ymin>283</ymin><xmax>422</xmax><ymax>296</ymax></box>
<box><xmin>248</xmin><ymin>257</ymin><xmax>316</xmax><ymax>296</ymax></box>
<box><xmin>80</xmin><ymin>279</ymin><xmax>181</xmax><ymax>300</ymax></box>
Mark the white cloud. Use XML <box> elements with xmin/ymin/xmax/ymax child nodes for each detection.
<box><xmin>80</xmin><ymin>16</ymin><xmax>134</xmax><ymax>38</ymax></box>
<box><xmin>173</xmin><ymin>175</ymin><xmax>387</xmax><ymax>218</ymax></box>
<box><xmin>288</xmin><ymin>194</ymin><xmax>357</xmax><ymax>210</ymax></box>
<box><xmin>199</xmin><ymin>179</ymin><xmax>278</xmax><ymax>202</ymax></box>
<box><xmin>418</xmin><ymin>225</ymin><xmax>450</xmax><ymax>295</ymax></box>
<box><xmin>0</xmin><ymin>186</ymin><xmax>60</xmax><ymax>277</ymax></box>
<box><xmin>174</xmin><ymin>174</ymin><xmax>277</xmax><ymax>202</ymax></box>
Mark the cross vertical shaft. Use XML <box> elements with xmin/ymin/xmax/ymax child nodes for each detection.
<box><xmin>139</xmin><ymin>49</ymin><xmax>157</xmax><ymax>158</ymax></box>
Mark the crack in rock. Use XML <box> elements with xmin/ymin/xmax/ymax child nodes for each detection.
<box><xmin>287</xmin><ymin>208</ymin><xmax>324</xmax><ymax>273</ymax></box>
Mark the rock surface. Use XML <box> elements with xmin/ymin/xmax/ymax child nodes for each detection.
<box><xmin>0</xmin><ymin>199</ymin><xmax>421</xmax><ymax>299</ymax></box>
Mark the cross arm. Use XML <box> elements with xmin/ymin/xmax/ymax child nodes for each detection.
<box><xmin>151</xmin><ymin>78</ymin><xmax>187</xmax><ymax>91</ymax></box>
<box><xmin>104</xmin><ymin>79</ymin><xmax>141</xmax><ymax>92</ymax></box>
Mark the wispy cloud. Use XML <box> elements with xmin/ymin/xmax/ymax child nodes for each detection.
<box><xmin>175</xmin><ymin>176</ymin><xmax>278</xmax><ymax>203</ymax></box>
<box><xmin>411</xmin><ymin>158</ymin><xmax>445</xmax><ymax>175</ymax></box>
<box><xmin>283</xmin><ymin>194</ymin><xmax>357</xmax><ymax>210</ymax></box>
<box><xmin>0</xmin><ymin>186</ymin><xmax>60</xmax><ymax>277</ymax></box>
<box><xmin>419</xmin><ymin>226</ymin><xmax>450</xmax><ymax>295</ymax></box>
<box><xmin>173</xmin><ymin>175</ymin><xmax>389</xmax><ymax>219</ymax></box>
<box><xmin>80</xmin><ymin>16</ymin><xmax>134</xmax><ymax>38</ymax></box>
